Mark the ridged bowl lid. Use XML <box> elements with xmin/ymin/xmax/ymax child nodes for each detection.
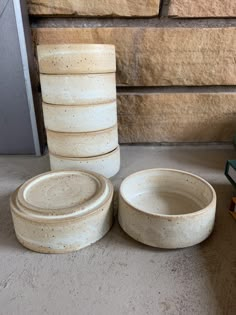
<box><xmin>37</xmin><ymin>44</ymin><xmax>116</xmax><ymax>74</ymax></box>
<box><xmin>13</xmin><ymin>170</ymin><xmax>113</xmax><ymax>221</ymax></box>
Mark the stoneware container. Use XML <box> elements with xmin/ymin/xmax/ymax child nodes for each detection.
<box><xmin>37</xmin><ymin>44</ymin><xmax>116</xmax><ymax>74</ymax></box>
<box><xmin>49</xmin><ymin>146</ymin><xmax>120</xmax><ymax>178</ymax></box>
<box><xmin>40</xmin><ymin>73</ymin><xmax>116</xmax><ymax>105</ymax></box>
<box><xmin>118</xmin><ymin>168</ymin><xmax>216</xmax><ymax>249</ymax></box>
<box><xmin>10</xmin><ymin>170</ymin><xmax>114</xmax><ymax>253</ymax></box>
<box><xmin>46</xmin><ymin>125</ymin><xmax>118</xmax><ymax>158</ymax></box>
<box><xmin>42</xmin><ymin>100</ymin><xmax>117</xmax><ymax>132</ymax></box>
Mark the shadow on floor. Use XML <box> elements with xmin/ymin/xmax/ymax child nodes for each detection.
<box><xmin>166</xmin><ymin>146</ymin><xmax>235</xmax><ymax>172</ymax></box>
<box><xmin>0</xmin><ymin>192</ymin><xmax>24</xmax><ymax>251</ymax></box>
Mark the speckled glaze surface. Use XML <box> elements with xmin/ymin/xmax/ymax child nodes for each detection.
<box><xmin>42</xmin><ymin>101</ymin><xmax>117</xmax><ymax>132</ymax></box>
<box><xmin>49</xmin><ymin>146</ymin><xmax>120</xmax><ymax>178</ymax></box>
<box><xmin>37</xmin><ymin>44</ymin><xmax>116</xmax><ymax>74</ymax></box>
<box><xmin>10</xmin><ymin>170</ymin><xmax>114</xmax><ymax>253</ymax></box>
<box><xmin>40</xmin><ymin>73</ymin><xmax>116</xmax><ymax>105</ymax></box>
<box><xmin>118</xmin><ymin>168</ymin><xmax>217</xmax><ymax>249</ymax></box>
<box><xmin>46</xmin><ymin>125</ymin><xmax>118</xmax><ymax>158</ymax></box>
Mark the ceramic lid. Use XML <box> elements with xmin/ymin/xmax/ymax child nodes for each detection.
<box><xmin>37</xmin><ymin>44</ymin><xmax>116</xmax><ymax>74</ymax></box>
<box><xmin>13</xmin><ymin>170</ymin><xmax>113</xmax><ymax>220</ymax></box>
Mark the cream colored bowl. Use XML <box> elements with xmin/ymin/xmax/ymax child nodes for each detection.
<box><xmin>10</xmin><ymin>170</ymin><xmax>114</xmax><ymax>253</ymax></box>
<box><xmin>42</xmin><ymin>101</ymin><xmax>117</xmax><ymax>132</ymax></box>
<box><xmin>37</xmin><ymin>44</ymin><xmax>116</xmax><ymax>74</ymax></box>
<box><xmin>47</xmin><ymin>125</ymin><xmax>118</xmax><ymax>158</ymax></box>
<box><xmin>40</xmin><ymin>73</ymin><xmax>116</xmax><ymax>105</ymax></box>
<box><xmin>118</xmin><ymin>169</ymin><xmax>216</xmax><ymax>249</ymax></box>
<box><xmin>49</xmin><ymin>146</ymin><xmax>120</xmax><ymax>178</ymax></box>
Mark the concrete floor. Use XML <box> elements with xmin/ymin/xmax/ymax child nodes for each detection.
<box><xmin>0</xmin><ymin>145</ymin><xmax>235</xmax><ymax>315</ymax></box>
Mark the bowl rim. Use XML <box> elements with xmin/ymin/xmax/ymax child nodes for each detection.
<box><xmin>40</xmin><ymin>72</ymin><xmax>115</xmax><ymax>78</ymax></box>
<box><xmin>46</xmin><ymin>124</ymin><xmax>118</xmax><ymax>136</ymax></box>
<box><xmin>37</xmin><ymin>44</ymin><xmax>115</xmax><ymax>50</ymax></box>
<box><xmin>11</xmin><ymin>170</ymin><xmax>114</xmax><ymax>222</ymax></box>
<box><xmin>42</xmin><ymin>99</ymin><xmax>117</xmax><ymax>107</ymax></box>
<box><xmin>119</xmin><ymin>168</ymin><xmax>216</xmax><ymax>218</ymax></box>
<box><xmin>49</xmin><ymin>146</ymin><xmax>120</xmax><ymax>161</ymax></box>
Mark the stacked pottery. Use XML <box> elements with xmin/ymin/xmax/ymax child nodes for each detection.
<box><xmin>37</xmin><ymin>44</ymin><xmax>120</xmax><ymax>178</ymax></box>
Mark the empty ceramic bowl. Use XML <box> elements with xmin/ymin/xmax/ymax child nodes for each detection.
<box><xmin>10</xmin><ymin>170</ymin><xmax>114</xmax><ymax>253</ymax></box>
<box><xmin>118</xmin><ymin>168</ymin><xmax>216</xmax><ymax>249</ymax></box>
<box><xmin>40</xmin><ymin>73</ymin><xmax>116</xmax><ymax>105</ymax></box>
<box><xmin>37</xmin><ymin>44</ymin><xmax>116</xmax><ymax>74</ymax></box>
<box><xmin>49</xmin><ymin>146</ymin><xmax>120</xmax><ymax>178</ymax></box>
<box><xmin>46</xmin><ymin>125</ymin><xmax>118</xmax><ymax>158</ymax></box>
<box><xmin>42</xmin><ymin>100</ymin><xmax>117</xmax><ymax>132</ymax></box>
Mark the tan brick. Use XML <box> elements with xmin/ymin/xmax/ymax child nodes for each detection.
<box><xmin>117</xmin><ymin>93</ymin><xmax>236</xmax><ymax>143</ymax></box>
<box><xmin>169</xmin><ymin>0</ymin><xmax>236</xmax><ymax>18</ymax></box>
<box><xmin>34</xmin><ymin>28</ymin><xmax>236</xmax><ymax>86</ymax></box>
<box><xmin>27</xmin><ymin>0</ymin><xmax>160</xmax><ymax>16</ymax></box>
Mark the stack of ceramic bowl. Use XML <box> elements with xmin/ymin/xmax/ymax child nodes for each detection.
<box><xmin>37</xmin><ymin>44</ymin><xmax>120</xmax><ymax>178</ymax></box>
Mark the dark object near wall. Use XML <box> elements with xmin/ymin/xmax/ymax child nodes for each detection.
<box><xmin>0</xmin><ymin>0</ymin><xmax>43</xmax><ymax>154</ymax></box>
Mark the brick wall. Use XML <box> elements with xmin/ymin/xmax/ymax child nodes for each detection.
<box><xmin>28</xmin><ymin>0</ymin><xmax>236</xmax><ymax>144</ymax></box>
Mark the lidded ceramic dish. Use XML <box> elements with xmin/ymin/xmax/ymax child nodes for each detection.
<box><xmin>38</xmin><ymin>44</ymin><xmax>116</xmax><ymax>105</ymax></box>
<box><xmin>10</xmin><ymin>170</ymin><xmax>114</xmax><ymax>253</ymax></box>
<box><xmin>46</xmin><ymin>125</ymin><xmax>118</xmax><ymax>158</ymax></box>
<box><xmin>42</xmin><ymin>100</ymin><xmax>117</xmax><ymax>132</ymax></box>
<box><xmin>118</xmin><ymin>168</ymin><xmax>216</xmax><ymax>249</ymax></box>
<box><xmin>49</xmin><ymin>146</ymin><xmax>120</xmax><ymax>178</ymax></box>
<box><xmin>37</xmin><ymin>44</ymin><xmax>116</xmax><ymax>74</ymax></box>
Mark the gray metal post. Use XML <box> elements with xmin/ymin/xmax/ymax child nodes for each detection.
<box><xmin>0</xmin><ymin>0</ymin><xmax>41</xmax><ymax>155</ymax></box>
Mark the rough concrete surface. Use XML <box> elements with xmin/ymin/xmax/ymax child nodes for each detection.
<box><xmin>117</xmin><ymin>93</ymin><xmax>236</xmax><ymax>143</ymax></box>
<box><xmin>34</xmin><ymin>27</ymin><xmax>236</xmax><ymax>86</ymax></box>
<box><xmin>169</xmin><ymin>0</ymin><xmax>236</xmax><ymax>18</ymax></box>
<box><xmin>27</xmin><ymin>0</ymin><xmax>160</xmax><ymax>17</ymax></box>
<box><xmin>0</xmin><ymin>145</ymin><xmax>236</xmax><ymax>315</ymax></box>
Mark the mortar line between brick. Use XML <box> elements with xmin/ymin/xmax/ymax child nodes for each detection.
<box><xmin>30</xmin><ymin>17</ymin><xmax>236</xmax><ymax>28</ymax></box>
<box><xmin>159</xmin><ymin>0</ymin><xmax>171</xmax><ymax>18</ymax></box>
<box><xmin>117</xmin><ymin>86</ymin><xmax>236</xmax><ymax>94</ymax></box>
<box><xmin>119</xmin><ymin>142</ymin><xmax>233</xmax><ymax>146</ymax></box>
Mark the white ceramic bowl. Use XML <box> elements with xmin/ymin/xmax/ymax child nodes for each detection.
<box><xmin>40</xmin><ymin>73</ymin><xmax>116</xmax><ymax>105</ymax></box>
<box><xmin>46</xmin><ymin>125</ymin><xmax>118</xmax><ymax>158</ymax></box>
<box><xmin>42</xmin><ymin>100</ymin><xmax>117</xmax><ymax>132</ymax></box>
<box><xmin>49</xmin><ymin>146</ymin><xmax>120</xmax><ymax>178</ymax></box>
<box><xmin>37</xmin><ymin>44</ymin><xmax>116</xmax><ymax>74</ymax></box>
<box><xmin>118</xmin><ymin>168</ymin><xmax>216</xmax><ymax>249</ymax></box>
<box><xmin>10</xmin><ymin>170</ymin><xmax>114</xmax><ymax>253</ymax></box>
